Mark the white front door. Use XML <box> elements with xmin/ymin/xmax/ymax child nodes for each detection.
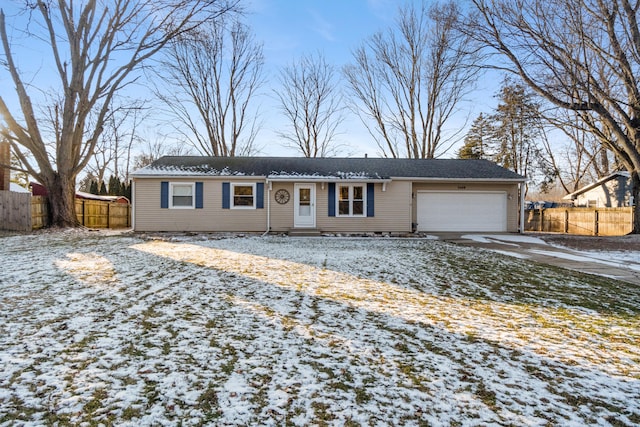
<box><xmin>294</xmin><ymin>183</ymin><xmax>316</xmax><ymax>228</ymax></box>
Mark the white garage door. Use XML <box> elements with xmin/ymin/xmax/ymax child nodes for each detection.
<box><xmin>416</xmin><ymin>191</ymin><xmax>507</xmax><ymax>232</ymax></box>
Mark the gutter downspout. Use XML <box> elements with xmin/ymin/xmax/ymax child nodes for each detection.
<box><xmin>131</xmin><ymin>179</ymin><xmax>136</xmax><ymax>231</ymax></box>
<box><xmin>519</xmin><ymin>181</ymin><xmax>525</xmax><ymax>234</ymax></box>
<box><xmin>262</xmin><ymin>180</ymin><xmax>271</xmax><ymax>236</ymax></box>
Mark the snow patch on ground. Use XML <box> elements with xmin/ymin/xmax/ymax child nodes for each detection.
<box><xmin>0</xmin><ymin>232</ymin><xmax>638</xmax><ymax>426</ymax></box>
<box><xmin>462</xmin><ymin>234</ymin><xmax>548</xmax><ymax>245</ymax></box>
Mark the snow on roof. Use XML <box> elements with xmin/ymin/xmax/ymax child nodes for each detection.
<box><xmin>131</xmin><ymin>164</ymin><xmax>248</xmax><ymax>177</ymax></box>
<box><xmin>267</xmin><ymin>170</ymin><xmax>384</xmax><ymax>180</ymax></box>
<box><xmin>131</xmin><ymin>156</ymin><xmax>526</xmax><ymax>181</ymax></box>
<box><xmin>76</xmin><ymin>191</ymin><xmax>130</xmax><ymax>203</ymax></box>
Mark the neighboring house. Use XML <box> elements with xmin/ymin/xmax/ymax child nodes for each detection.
<box><xmin>563</xmin><ymin>172</ymin><xmax>633</xmax><ymax>208</ymax></box>
<box><xmin>130</xmin><ymin>157</ymin><xmax>526</xmax><ymax>234</ymax></box>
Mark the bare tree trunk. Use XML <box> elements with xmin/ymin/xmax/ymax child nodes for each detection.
<box><xmin>631</xmin><ymin>171</ymin><xmax>640</xmax><ymax>234</ymax></box>
<box><xmin>44</xmin><ymin>172</ymin><xmax>78</xmax><ymax>228</ymax></box>
<box><xmin>0</xmin><ymin>2</ymin><xmax>236</xmax><ymax>228</ymax></box>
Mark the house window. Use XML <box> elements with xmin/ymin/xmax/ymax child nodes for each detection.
<box><xmin>170</xmin><ymin>183</ymin><xmax>195</xmax><ymax>208</ymax></box>
<box><xmin>337</xmin><ymin>184</ymin><xmax>366</xmax><ymax>216</ymax></box>
<box><xmin>231</xmin><ymin>183</ymin><xmax>256</xmax><ymax>208</ymax></box>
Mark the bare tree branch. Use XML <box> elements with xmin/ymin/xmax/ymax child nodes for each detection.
<box><xmin>468</xmin><ymin>0</ymin><xmax>640</xmax><ymax>231</ymax></box>
<box><xmin>275</xmin><ymin>52</ymin><xmax>345</xmax><ymax>158</ymax></box>
<box><xmin>0</xmin><ymin>0</ymin><xmax>237</xmax><ymax>227</ymax></box>
<box><xmin>344</xmin><ymin>0</ymin><xmax>480</xmax><ymax>158</ymax></box>
<box><xmin>154</xmin><ymin>16</ymin><xmax>264</xmax><ymax>157</ymax></box>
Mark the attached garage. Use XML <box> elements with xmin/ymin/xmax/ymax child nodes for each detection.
<box><xmin>133</xmin><ymin>157</ymin><xmax>525</xmax><ymax>233</ymax></box>
<box><xmin>416</xmin><ymin>191</ymin><xmax>507</xmax><ymax>232</ymax></box>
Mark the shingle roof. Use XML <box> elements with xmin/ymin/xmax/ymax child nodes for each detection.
<box><xmin>132</xmin><ymin>156</ymin><xmax>526</xmax><ymax>181</ymax></box>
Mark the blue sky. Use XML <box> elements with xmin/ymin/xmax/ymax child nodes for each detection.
<box><xmin>245</xmin><ymin>0</ymin><xmax>400</xmax><ymax>156</ymax></box>
<box><xmin>248</xmin><ymin>0</ymin><xmax>396</xmax><ymax>67</ymax></box>
<box><xmin>0</xmin><ymin>0</ymin><xmax>501</xmax><ymax>160</ymax></box>
<box><xmin>244</xmin><ymin>0</ymin><xmax>498</xmax><ymax>157</ymax></box>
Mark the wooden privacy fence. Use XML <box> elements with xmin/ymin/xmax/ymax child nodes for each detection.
<box><xmin>525</xmin><ymin>207</ymin><xmax>633</xmax><ymax>236</ymax></box>
<box><xmin>75</xmin><ymin>199</ymin><xmax>131</xmax><ymax>228</ymax></box>
<box><xmin>0</xmin><ymin>190</ymin><xmax>32</xmax><ymax>231</ymax></box>
<box><xmin>1</xmin><ymin>192</ymin><xmax>131</xmax><ymax>231</ymax></box>
<box><xmin>31</xmin><ymin>196</ymin><xmax>48</xmax><ymax>229</ymax></box>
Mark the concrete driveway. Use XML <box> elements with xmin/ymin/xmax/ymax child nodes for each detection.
<box><xmin>436</xmin><ymin>233</ymin><xmax>640</xmax><ymax>286</ymax></box>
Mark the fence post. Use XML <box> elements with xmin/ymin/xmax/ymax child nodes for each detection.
<box><xmin>564</xmin><ymin>209</ymin><xmax>569</xmax><ymax>233</ymax></box>
<box><xmin>539</xmin><ymin>208</ymin><xmax>543</xmax><ymax>232</ymax></box>
<box><xmin>594</xmin><ymin>209</ymin><xmax>599</xmax><ymax>236</ymax></box>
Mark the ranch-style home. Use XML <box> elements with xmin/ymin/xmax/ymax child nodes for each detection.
<box><xmin>130</xmin><ymin>156</ymin><xmax>526</xmax><ymax>234</ymax></box>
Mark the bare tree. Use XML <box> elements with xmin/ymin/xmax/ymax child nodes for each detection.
<box><xmin>275</xmin><ymin>52</ymin><xmax>344</xmax><ymax>157</ymax></box>
<box><xmin>469</xmin><ymin>0</ymin><xmax>640</xmax><ymax>231</ymax></box>
<box><xmin>0</xmin><ymin>1</ymin><xmax>236</xmax><ymax>227</ymax></box>
<box><xmin>344</xmin><ymin>0</ymin><xmax>480</xmax><ymax>158</ymax></box>
<box><xmin>132</xmin><ymin>138</ymin><xmax>192</xmax><ymax>171</ymax></box>
<box><xmin>541</xmin><ymin>109</ymin><xmax>617</xmax><ymax>194</ymax></box>
<box><xmin>156</xmin><ymin>17</ymin><xmax>264</xmax><ymax>157</ymax></box>
<box><xmin>85</xmin><ymin>98</ymin><xmax>147</xmax><ymax>185</ymax></box>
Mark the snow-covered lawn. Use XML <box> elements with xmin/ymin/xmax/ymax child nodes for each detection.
<box><xmin>1</xmin><ymin>231</ymin><xmax>639</xmax><ymax>426</ymax></box>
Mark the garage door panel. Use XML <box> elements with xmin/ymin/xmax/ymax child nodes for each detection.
<box><xmin>416</xmin><ymin>191</ymin><xmax>507</xmax><ymax>232</ymax></box>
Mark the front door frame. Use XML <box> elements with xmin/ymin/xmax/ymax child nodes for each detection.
<box><xmin>294</xmin><ymin>183</ymin><xmax>316</xmax><ymax>228</ymax></box>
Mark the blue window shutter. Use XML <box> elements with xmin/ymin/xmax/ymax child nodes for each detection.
<box><xmin>328</xmin><ymin>183</ymin><xmax>336</xmax><ymax>217</ymax></box>
<box><xmin>195</xmin><ymin>182</ymin><xmax>204</xmax><ymax>209</ymax></box>
<box><xmin>222</xmin><ymin>182</ymin><xmax>230</xmax><ymax>209</ymax></box>
<box><xmin>367</xmin><ymin>183</ymin><xmax>375</xmax><ymax>217</ymax></box>
<box><xmin>256</xmin><ymin>182</ymin><xmax>264</xmax><ymax>209</ymax></box>
<box><xmin>161</xmin><ymin>181</ymin><xmax>169</xmax><ymax>209</ymax></box>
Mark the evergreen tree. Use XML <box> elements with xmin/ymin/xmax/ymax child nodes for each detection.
<box><xmin>490</xmin><ymin>82</ymin><xmax>542</xmax><ymax>174</ymax></box>
<box><xmin>458</xmin><ymin>113</ymin><xmax>492</xmax><ymax>159</ymax></box>
<box><xmin>89</xmin><ymin>180</ymin><xmax>99</xmax><ymax>195</ymax></box>
<box><xmin>108</xmin><ymin>175</ymin><xmax>122</xmax><ymax>196</ymax></box>
<box><xmin>99</xmin><ymin>180</ymin><xmax>108</xmax><ymax>195</ymax></box>
<box><xmin>123</xmin><ymin>182</ymin><xmax>132</xmax><ymax>200</ymax></box>
<box><xmin>490</xmin><ymin>80</ymin><xmax>554</xmax><ymax>192</ymax></box>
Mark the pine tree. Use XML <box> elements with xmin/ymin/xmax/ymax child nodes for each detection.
<box><xmin>490</xmin><ymin>82</ymin><xmax>542</xmax><ymax>175</ymax></box>
<box><xmin>123</xmin><ymin>182</ymin><xmax>132</xmax><ymax>200</ymax></box>
<box><xmin>99</xmin><ymin>180</ymin><xmax>108</xmax><ymax>195</ymax></box>
<box><xmin>89</xmin><ymin>180</ymin><xmax>99</xmax><ymax>195</ymax></box>
<box><xmin>458</xmin><ymin>113</ymin><xmax>492</xmax><ymax>159</ymax></box>
<box><xmin>108</xmin><ymin>175</ymin><xmax>122</xmax><ymax>196</ymax></box>
<box><xmin>490</xmin><ymin>80</ymin><xmax>555</xmax><ymax>193</ymax></box>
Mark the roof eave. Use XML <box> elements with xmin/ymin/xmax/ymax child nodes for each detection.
<box><xmin>266</xmin><ymin>176</ymin><xmax>391</xmax><ymax>182</ymax></box>
<box><xmin>393</xmin><ymin>177</ymin><xmax>527</xmax><ymax>183</ymax></box>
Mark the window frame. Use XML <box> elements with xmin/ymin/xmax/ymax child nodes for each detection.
<box><xmin>169</xmin><ymin>182</ymin><xmax>196</xmax><ymax>209</ymax></box>
<box><xmin>336</xmin><ymin>183</ymin><xmax>367</xmax><ymax>217</ymax></box>
<box><xmin>231</xmin><ymin>182</ymin><xmax>257</xmax><ymax>209</ymax></box>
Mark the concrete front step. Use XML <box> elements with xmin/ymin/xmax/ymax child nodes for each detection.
<box><xmin>288</xmin><ymin>228</ymin><xmax>323</xmax><ymax>237</ymax></box>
